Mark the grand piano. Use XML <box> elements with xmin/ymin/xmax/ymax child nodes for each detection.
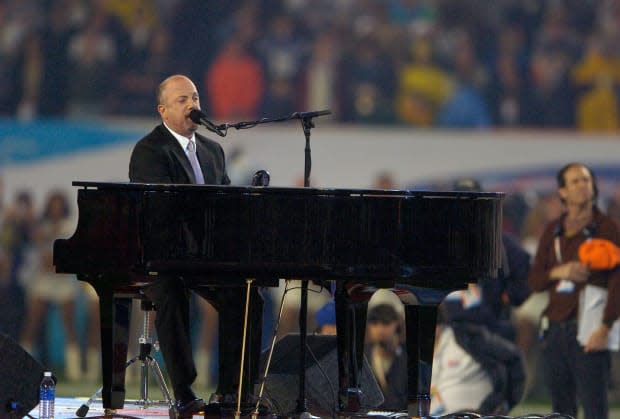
<box><xmin>54</xmin><ymin>181</ymin><xmax>502</xmax><ymax>417</ymax></box>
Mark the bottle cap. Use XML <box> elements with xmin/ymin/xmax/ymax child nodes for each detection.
<box><xmin>43</xmin><ymin>371</ymin><xmax>52</xmax><ymax>377</ymax></box>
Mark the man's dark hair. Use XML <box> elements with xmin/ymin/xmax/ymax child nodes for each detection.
<box><xmin>367</xmin><ymin>304</ymin><xmax>400</xmax><ymax>324</ymax></box>
<box><xmin>556</xmin><ymin>162</ymin><xmax>599</xmax><ymax>203</ymax></box>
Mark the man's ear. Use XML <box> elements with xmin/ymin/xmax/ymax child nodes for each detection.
<box><xmin>558</xmin><ymin>187</ymin><xmax>567</xmax><ymax>202</ymax></box>
<box><xmin>157</xmin><ymin>104</ymin><xmax>165</xmax><ymax>118</ymax></box>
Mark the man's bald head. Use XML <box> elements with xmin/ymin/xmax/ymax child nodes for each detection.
<box><xmin>157</xmin><ymin>74</ymin><xmax>194</xmax><ymax>106</ymax></box>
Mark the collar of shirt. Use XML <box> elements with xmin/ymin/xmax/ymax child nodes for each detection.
<box><xmin>163</xmin><ymin>122</ymin><xmax>196</xmax><ymax>158</ymax></box>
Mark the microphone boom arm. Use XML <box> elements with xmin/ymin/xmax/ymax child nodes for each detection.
<box><xmin>215</xmin><ymin>109</ymin><xmax>332</xmax><ymax>136</ymax></box>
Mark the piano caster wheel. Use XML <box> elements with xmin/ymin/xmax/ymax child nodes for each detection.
<box><xmin>103</xmin><ymin>408</ymin><xmax>117</xmax><ymax>417</ymax></box>
<box><xmin>295</xmin><ymin>412</ymin><xmax>321</xmax><ymax>419</ymax></box>
<box><xmin>408</xmin><ymin>394</ymin><xmax>431</xmax><ymax>419</ymax></box>
<box><xmin>168</xmin><ymin>406</ymin><xmax>177</xmax><ymax>419</ymax></box>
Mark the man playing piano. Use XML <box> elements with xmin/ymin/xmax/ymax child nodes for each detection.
<box><xmin>129</xmin><ymin>74</ymin><xmax>263</xmax><ymax>418</ymax></box>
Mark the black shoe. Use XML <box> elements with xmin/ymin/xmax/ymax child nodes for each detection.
<box><xmin>175</xmin><ymin>398</ymin><xmax>206</xmax><ymax>418</ymax></box>
<box><xmin>207</xmin><ymin>393</ymin><xmax>222</xmax><ymax>404</ymax></box>
<box><xmin>207</xmin><ymin>393</ymin><xmax>239</xmax><ymax>406</ymax></box>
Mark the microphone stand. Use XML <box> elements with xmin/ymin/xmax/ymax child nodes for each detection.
<box><xmin>295</xmin><ymin>114</ymin><xmax>316</xmax><ymax>419</ymax></box>
<box><xmin>213</xmin><ymin>110</ymin><xmax>331</xmax><ymax>419</ymax></box>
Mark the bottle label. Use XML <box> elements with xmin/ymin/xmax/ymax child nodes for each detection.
<box><xmin>40</xmin><ymin>388</ymin><xmax>55</xmax><ymax>399</ymax></box>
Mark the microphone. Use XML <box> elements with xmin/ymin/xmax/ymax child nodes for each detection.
<box><xmin>189</xmin><ymin>109</ymin><xmax>225</xmax><ymax>137</ymax></box>
<box><xmin>292</xmin><ymin>110</ymin><xmax>332</xmax><ymax>119</ymax></box>
<box><xmin>251</xmin><ymin>170</ymin><xmax>270</xmax><ymax>187</ymax></box>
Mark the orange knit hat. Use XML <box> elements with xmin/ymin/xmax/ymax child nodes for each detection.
<box><xmin>578</xmin><ymin>238</ymin><xmax>620</xmax><ymax>270</ymax></box>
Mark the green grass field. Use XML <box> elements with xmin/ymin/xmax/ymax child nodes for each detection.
<box><xmin>55</xmin><ymin>380</ymin><xmax>620</xmax><ymax>419</ymax></box>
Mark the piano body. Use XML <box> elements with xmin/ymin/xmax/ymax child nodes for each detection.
<box><xmin>54</xmin><ymin>182</ymin><xmax>502</xmax><ymax>417</ymax></box>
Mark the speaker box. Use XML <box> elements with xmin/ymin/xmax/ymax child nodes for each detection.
<box><xmin>0</xmin><ymin>333</ymin><xmax>46</xmax><ymax>417</ymax></box>
<box><xmin>259</xmin><ymin>334</ymin><xmax>383</xmax><ymax>417</ymax></box>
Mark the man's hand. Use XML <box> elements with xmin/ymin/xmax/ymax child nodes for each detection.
<box><xmin>551</xmin><ymin>261</ymin><xmax>590</xmax><ymax>283</ymax></box>
<box><xmin>584</xmin><ymin>324</ymin><xmax>609</xmax><ymax>352</ymax></box>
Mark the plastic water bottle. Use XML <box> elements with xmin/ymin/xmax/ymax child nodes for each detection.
<box><xmin>39</xmin><ymin>371</ymin><xmax>55</xmax><ymax>419</ymax></box>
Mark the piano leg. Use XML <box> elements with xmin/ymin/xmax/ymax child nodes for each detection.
<box><xmin>404</xmin><ymin>305</ymin><xmax>437</xmax><ymax>418</ymax></box>
<box><xmin>335</xmin><ymin>289</ymin><xmax>367</xmax><ymax>413</ymax></box>
<box><xmin>89</xmin><ymin>277</ymin><xmax>132</xmax><ymax>410</ymax></box>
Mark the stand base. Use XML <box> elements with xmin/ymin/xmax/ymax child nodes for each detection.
<box><xmin>76</xmin><ymin>353</ymin><xmax>173</xmax><ymax>417</ymax></box>
<box><xmin>203</xmin><ymin>403</ymin><xmax>275</xmax><ymax>419</ymax></box>
<box><xmin>288</xmin><ymin>412</ymin><xmax>321</xmax><ymax>419</ymax></box>
<box><xmin>100</xmin><ymin>408</ymin><xmax>143</xmax><ymax>418</ymax></box>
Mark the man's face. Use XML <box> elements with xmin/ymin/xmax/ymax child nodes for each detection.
<box><xmin>366</xmin><ymin>320</ymin><xmax>399</xmax><ymax>344</ymax></box>
<box><xmin>559</xmin><ymin>165</ymin><xmax>595</xmax><ymax>208</ymax></box>
<box><xmin>158</xmin><ymin>76</ymin><xmax>200</xmax><ymax>138</ymax></box>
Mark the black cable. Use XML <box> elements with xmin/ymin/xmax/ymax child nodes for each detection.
<box><xmin>305</xmin><ymin>341</ymin><xmax>338</xmax><ymax>418</ymax></box>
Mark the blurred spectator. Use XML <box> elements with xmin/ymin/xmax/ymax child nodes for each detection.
<box><xmin>526</xmin><ymin>48</ymin><xmax>577</xmax><ymax>127</ymax></box>
<box><xmin>214</xmin><ymin>1</ymin><xmax>260</xmax><ymax>53</ymax></box>
<box><xmin>341</xmin><ymin>36</ymin><xmax>396</xmax><ymax>124</ymax></box>
<box><xmin>205</xmin><ymin>36</ymin><xmax>264</xmax><ymax>119</ymax></box>
<box><xmin>19</xmin><ymin>191</ymin><xmax>82</xmax><ymax>381</ymax></box>
<box><xmin>0</xmin><ymin>190</ymin><xmax>34</xmax><ymax>340</ymax></box>
<box><xmin>269</xmin><ymin>279</ymin><xmax>332</xmax><ymax>339</ymax></box>
<box><xmin>109</xmin><ymin>28</ymin><xmax>173</xmax><ymax>116</ymax></box>
<box><xmin>65</xmin><ymin>6</ymin><xmax>125</xmax><ymax>117</ymax></box>
<box><xmin>167</xmin><ymin>1</ymin><xmax>232</xmax><ymax>80</ymax></box>
<box><xmin>104</xmin><ymin>0</ymin><xmax>160</xmax><ymax>53</ymax></box>
<box><xmin>532</xmin><ymin>3</ymin><xmax>582</xmax><ymax>62</ymax></box>
<box><xmin>386</xmin><ymin>0</ymin><xmax>438</xmax><ymax>32</ymax></box>
<box><xmin>486</xmin><ymin>24</ymin><xmax>531</xmax><ymax>126</ymax></box>
<box><xmin>436</xmin><ymin>30</ymin><xmax>491</xmax><ymax>128</ymax></box>
<box><xmin>448</xmin><ymin>178</ymin><xmax>531</xmax><ymax>342</ymax></box>
<box><xmin>314</xmin><ymin>300</ymin><xmax>337</xmax><ymax>335</ymax></box>
<box><xmin>365</xmin><ymin>303</ymin><xmax>407</xmax><ymax>411</ymax></box>
<box><xmin>299</xmin><ymin>32</ymin><xmax>342</xmax><ymax>117</ymax></box>
<box><xmin>256</xmin><ymin>14</ymin><xmax>306</xmax><ymax>85</ymax></box>
<box><xmin>571</xmin><ymin>33</ymin><xmax>620</xmax><ymax>131</ymax></box>
<box><xmin>526</xmin><ymin>3</ymin><xmax>581</xmax><ymax>127</ymax></box>
<box><xmin>431</xmin><ymin>305</ymin><xmax>525</xmax><ymax>415</ymax></box>
<box><xmin>395</xmin><ymin>37</ymin><xmax>452</xmax><ymax>126</ymax></box>
<box><xmin>0</xmin><ymin>2</ymin><xmax>39</xmax><ymax>116</ymax></box>
<box><xmin>528</xmin><ymin>162</ymin><xmax>619</xmax><ymax>419</ymax></box>
<box><xmin>255</xmin><ymin>13</ymin><xmax>305</xmax><ymax>116</ymax></box>
<box><xmin>373</xmin><ymin>170</ymin><xmax>397</xmax><ymax>190</ymax></box>
<box><xmin>32</xmin><ymin>0</ymin><xmax>78</xmax><ymax>117</ymax></box>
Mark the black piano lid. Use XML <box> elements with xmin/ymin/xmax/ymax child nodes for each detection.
<box><xmin>71</xmin><ymin>181</ymin><xmax>504</xmax><ymax>200</ymax></box>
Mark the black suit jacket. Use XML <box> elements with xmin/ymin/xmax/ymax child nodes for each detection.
<box><xmin>129</xmin><ymin>124</ymin><xmax>230</xmax><ymax>185</ymax></box>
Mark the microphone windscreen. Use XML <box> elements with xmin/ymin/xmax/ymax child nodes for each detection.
<box><xmin>189</xmin><ymin>108</ymin><xmax>204</xmax><ymax>124</ymax></box>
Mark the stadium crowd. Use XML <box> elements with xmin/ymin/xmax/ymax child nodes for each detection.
<box><xmin>2</xmin><ymin>0</ymin><xmax>620</xmax><ymax>130</ymax></box>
